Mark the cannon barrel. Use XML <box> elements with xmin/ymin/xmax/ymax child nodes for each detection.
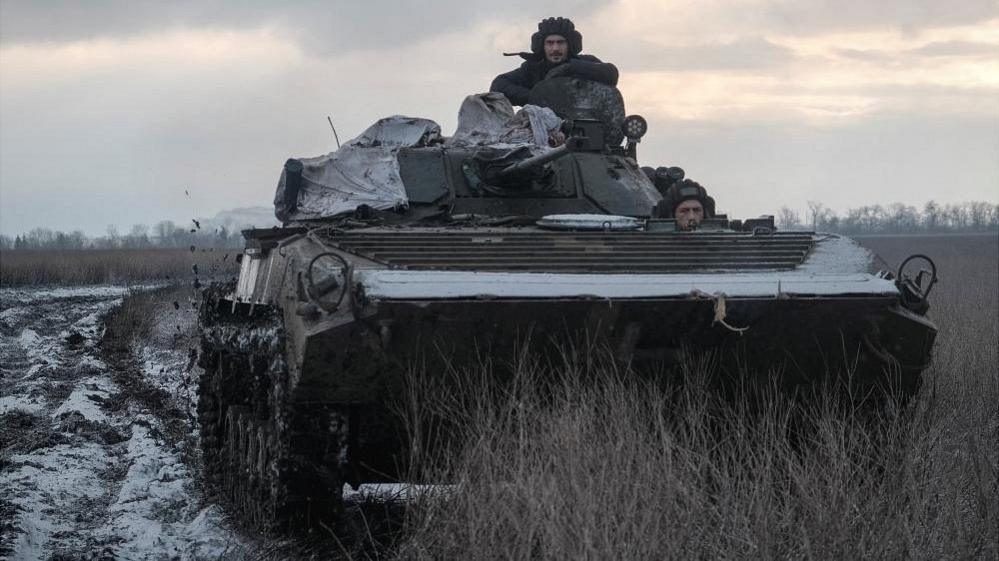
<box><xmin>495</xmin><ymin>137</ymin><xmax>583</xmax><ymax>178</ymax></box>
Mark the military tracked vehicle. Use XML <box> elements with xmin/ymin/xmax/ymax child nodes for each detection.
<box><xmin>197</xmin><ymin>78</ymin><xmax>938</xmax><ymax>532</ymax></box>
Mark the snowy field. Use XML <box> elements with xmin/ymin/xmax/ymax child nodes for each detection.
<box><xmin>0</xmin><ymin>286</ymin><xmax>240</xmax><ymax>560</ymax></box>
<box><xmin>0</xmin><ymin>285</ymin><xmax>423</xmax><ymax>560</ymax></box>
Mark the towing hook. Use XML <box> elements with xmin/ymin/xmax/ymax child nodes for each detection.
<box><xmin>896</xmin><ymin>254</ymin><xmax>937</xmax><ymax>314</ymax></box>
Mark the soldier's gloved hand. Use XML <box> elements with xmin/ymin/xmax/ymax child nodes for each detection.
<box><xmin>545</xmin><ymin>61</ymin><xmax>576</xmax><ymax>80</ymax></box>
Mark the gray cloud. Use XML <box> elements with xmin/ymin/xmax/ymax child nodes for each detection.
<box><xmin>913</xmin><ymin>40</ymin><xmax>999</xmax><ymax>57</ymax></box>
<box><xmin>832</xmin><ymin>48</ymin><xmax>897</xmax><ymax>63</ymax></box>
<box><xmin>639</xmin><ymin>114</ymin><xmax>999</xmax><ymax>219</ymax></box>
<box><xmin>0</xmin><ymin>0</ymin><xmax>603</xmax><ymax>53</ymax></box>
<box><xmin>613</xmin><ymin>37</ymin><xmax>795</xmax><ymax>73</ymax></box>
<box><xmin>835</xmin><ymin>40</ymin><xmax>998</xmax><ymax>62</ymax></box>
<box><xmin>1</xmin><ymin>1</ymin><xmax>996</xmax><ymax>237</ymax></box>
<box><xmin>757</xmin><ymin>0</ymin><xmax>997</xmax><ymax>35</ymax></box>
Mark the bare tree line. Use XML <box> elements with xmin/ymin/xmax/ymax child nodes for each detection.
<box><xmin>2</xmin><ymin>200</ymin><xmax>996</xmax><ymax>251</ymax></box>
<box><xmin>778</xmin><ymin>200</ymin><xmax>998</xmax><ymax>233</ymax></box>
<box><xmin>0</xmin><ymin>220</ymin><xmax>244</xmax><ymax>251</ymax></box>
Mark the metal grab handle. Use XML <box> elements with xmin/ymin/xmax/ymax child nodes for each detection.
<box><xmin>896</xmin><ymin>254</ymin><xmax>937</xmax><ymax>314</ymax></box>
<box><xmin>306</xmin><ymin>252</ymin><xmax>351</xmax><ymax>313</ymax></box>
<box><xmin>897</xmin><ymin>254</ymin><xmax>937</xmax><ymax>300</ymax></box>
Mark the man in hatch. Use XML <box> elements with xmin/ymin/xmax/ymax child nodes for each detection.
<box><xmin>490</xmin><ymin>17</ymin><xmax>619</xmax><ymax>106</ymax></box>
<box><xmin>653</xmin><ymin>180</ymin><xmax>716</xmax><ymax>231</ymax></box>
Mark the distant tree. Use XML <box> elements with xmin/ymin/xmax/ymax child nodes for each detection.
<box><xmin>124</xmin><ymin>224</ymin><xmax>150</xmax><ymax>248</ymax></box>
<box><xmin>777</xmin><ymin>207</ymin><xmax>801</xmax><ymax>229</ymax></box>
<box><xmin>922</xmin><ymin>201</ymin><xmax>940</xmax><ymax>231</ymax></box>
<box><xmin>946</xmin><ymin>204</ymin><xmax>969</xmax><ymax>230</ymax></box>
<box><xmin>806</xmin><ymin>201</ymin><xmax>826</xmax><ymax>230</ymax></box>
<box><xmin>105</xmin><ymin>225</ymin><xmax>120</xmax><ymax>248</ymax></box>
<box><xmin>822</xmin><ymin>212</ymin><xmax>840</xmax><ymax>231</ymax></box>
<box><xmin>885</xmin><ymin>203</ymin><xmax>919</xmax><ymax>232</ymax></box>
<box><xmin>154</xmin><ymin>220</ymin><xmax>176</xmax><ymax>245</ymax></box>
<box><xmin>67</xmin><ymin>230</ymin><xmax>87</xmax><ymax>249</ymax></box>
<box><xmin>860</xmin><ymin>206</ymin><xmax>877</xmax><ymax>231</ymax></box>
<box><xmin>968</xmin><ymin>201</ymin><xmax>993</xmax><ymax>230</ymax></box>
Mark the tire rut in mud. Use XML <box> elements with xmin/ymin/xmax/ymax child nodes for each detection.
<box><xmin>1</xmin><ymin>286</ymin><xmax>240</xmax><ymax>558</ymax></box>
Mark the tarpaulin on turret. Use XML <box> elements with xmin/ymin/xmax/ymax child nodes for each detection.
<box><xmin>274</xmin><ymin>116</ymin><xmax>442</xmax><ymax>223</ymax></box>
<box><xmin>447</xmin><ymin>93</ymin><xmax>562</xmax><ymax>149</ymax></box>
<box><xmin>274</xmin><ymin>96</ymin><xmax>564</xmax><ymax>224</ymax></box>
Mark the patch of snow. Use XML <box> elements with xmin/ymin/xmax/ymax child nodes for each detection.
<box><xmin>139</xmin><ymin>347</ymin><xmax>189</xmax><ymax>397</ymax></box>
<box><xmin>0</xmin><ymin>305</ymin><xmax>29</xmax><ymax>329</ymax></box>
<box><xmin>0</xmin><ymin>285</ymin><xmax>158</xmax><ymax>305</ymax></box>
<box><xmin>0</xmin><ymin>441</ymin><xmax>111</xmax><ymax>558</ymax></box>
<box><xmin>800</xmin><ymin>234</ymin><xmax>876</xmax><ymax>274</ymax></box>
<box><xmin>343</xmin><ymin>482</ymin><xmax>452</xmax><ymax>501</ymax></box>
<box><xmin>1</xmin><ymin>285</ymin><xmax>243</xmax><ymax>558</ymax></box>
<box><xmin>72</xmin><ymin>309</ymin><xmax>109</xmax><ymax>334</ymax></box>
<box><xmin>17</xmin><ymin>328</ymin><xmax>62</xmax><ymax>366</ymax></box>
<box><xmin>52</xmin><ymin>377</ymin><xmax>114</xmax><ymax>423</ymax></box>
<box><xmin>0</xmin><ymin>395</ymin><xmax>44</xmax><ymax>415</ymax></box>
<box><xmin>23</xmin><ymin>363</ymin><xmax>46</xmax><ymax>379</ymax></box>
<box><xmin>17</xmin><ymin>329</ymin><xmax>42</xmax><ymax>349</ymax></box>
<box><xmin>75</xmin><ymin>354</ymin><xmax>107</xmax><ymax>371</ymax></box>
<box><xmin>103</xmin><ymin>422</ymin><xmax>234</xmax><ymax>559</ymax></box>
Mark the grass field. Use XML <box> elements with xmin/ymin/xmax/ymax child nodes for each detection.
<box><xmin>0</xmin><ymin>248</ymin><xmax>239</xmax><ymax>287</ymax></box>
<box><xmin>392</xmin><ymin>234</ymin><xmax>998</xmax><ymax>560</ymax></box>
<box><xmin>4</xmin><ymin>233</ymin><xmax>995</xmax><ymax>559</ymax></box>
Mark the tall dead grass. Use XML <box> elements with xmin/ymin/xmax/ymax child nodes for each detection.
<box><xmin>393</xmin><ymin>235</ymin><xmax>998</xmax><ymax>560</ymax></box>
<box><xmin>0</xmin><ymin>248</ymin><xmax>238</xmax><ymax>287</ymax></box>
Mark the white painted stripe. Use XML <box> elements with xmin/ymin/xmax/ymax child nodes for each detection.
<box><xmin>356</xmin><ymin>270</ymin><xmax>899</xmax><ymax>300</ymax></box>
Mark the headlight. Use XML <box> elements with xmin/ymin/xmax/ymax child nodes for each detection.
<box><xmin>623</xmin><ymin>114</ymin><xmax>648</xmax><ymax>141</ymax></box>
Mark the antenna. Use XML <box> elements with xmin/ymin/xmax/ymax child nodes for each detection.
<box><xmin>327</xmin><ymin>115</ymin><xmax>341</xmax><ymax>149</ymax></box>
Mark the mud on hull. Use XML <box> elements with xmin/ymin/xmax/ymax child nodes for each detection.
<box><xmin>198</xmin><ymin>293</ymin><xmax>345</xmax><ymax>534</ymax></box>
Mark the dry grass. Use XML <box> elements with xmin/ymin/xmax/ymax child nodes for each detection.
<box><xmin>102</xmin><ymin>288</ymin><xmax>164</xmax><ymax>351</ymax></box>
<box><xmin>0</xmin><ymin>248</ymin><xmax>238</xmax><ymax>287</ymax></box>
<box><xmin>393</xmin><ymin>234</ymin><xmax>998</xmax><ymax>560</ymax></box>
<box><xmin>101</xmin><ymin>285</ymin><xmax>198</xmax><ymax>450</ymax></box>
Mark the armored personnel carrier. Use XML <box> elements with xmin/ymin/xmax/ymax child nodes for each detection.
<box><xmin>197</xmin><ymin>78</ymin><xmax>938</xmax><ymax>532</ymax></box>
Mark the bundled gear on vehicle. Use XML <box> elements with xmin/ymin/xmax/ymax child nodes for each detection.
<box><xmin>642</xmin><ymin>165</ymin><xmax>686</xmax><ymax>195</ymax></box>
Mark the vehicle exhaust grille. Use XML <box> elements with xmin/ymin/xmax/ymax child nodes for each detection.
<box><xmin>329</xmin><ymin>230</ymin><xmax>816</xmax><ymax>273</ymax></box>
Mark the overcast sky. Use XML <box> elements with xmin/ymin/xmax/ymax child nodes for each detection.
<box><xmin>1</xmin><ymin>0</ymin><xmax>997</xmax><ymax>236</ymax></box>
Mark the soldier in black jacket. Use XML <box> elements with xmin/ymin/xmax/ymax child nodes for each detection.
<box><xmin>490</xmin><ymin>17</ymin><xmax>619</xmax><ymax>106</ymax></box>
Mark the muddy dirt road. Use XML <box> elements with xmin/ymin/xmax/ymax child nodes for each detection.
<box><xmin>0</xmin><ymin>286</ymin><xmax>240</xmax><ymax>560</ymax></box>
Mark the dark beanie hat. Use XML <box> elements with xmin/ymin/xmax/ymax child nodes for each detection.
<box><xmin>654</xmin><ymin>180</ymin><xmax>715</xmax><ymax>218</ymax></box>
<box><xmin>531</xmin><ymin>17</ymin><xmax>583</xmax><ymax>57</ymax></box>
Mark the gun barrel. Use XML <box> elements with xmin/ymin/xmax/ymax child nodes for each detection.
<box><xmin>496</xmin><ymin>141</ymin><xmax>578</xmax><ymax>178</ymax></box>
